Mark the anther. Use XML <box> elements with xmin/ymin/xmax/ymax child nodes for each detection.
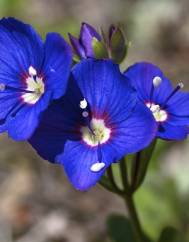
<box><xmin>150</xmin><ymin>104</ymin><xmax>160</xmax><ymax>113</ymax></box>
<box><xmin>153</xmin><ymin>76</ymin><xmax>162</xmax><ymax>87</ymax></box>
<box><xmin>80</xmin><ymin>98</ymin><xmax>87</xmax><ymax>109</ymax></box>
<box><xmin>150</xmin><ymin>76</ymin><xmax>163</xmax><ymax>101</ymax></box>
<box><xmin>28</xmin><ymin>66</ymin><xmax>37</xmax><ymax>77</ymax></box>
<box><xmin>90</xmin><ymin>162</ymin><xmax>105</xmax><ymax>172</ymax></box>
<box><xmin>50</xmin><ymin>68</ymin><xmax>55</xmax><ymax>72</ymax></box>
<box><xmin>0</xmin><ymin>83</ymin><xmax>6</xmax><ymax>91</ymax></box>
<box><xmin>178</xmin><ymin>82</ymin><xmax>184</xmax><ymax>89</ymax></box>
<box><xmin>82</xmin><ymin>111</ymin><xmax>89</xmax><ymax>117</ymax></box>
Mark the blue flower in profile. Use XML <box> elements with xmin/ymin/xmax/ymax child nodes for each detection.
<box><xmin>124</xmin><ymin>62</ymin><xmax>189</xmax><ymax>140</ymax></box>
<box><xmin>29</xmin><ymin>59</ymin><xmax>157</xmax><ymax>191</ymax></box>
<box><xmin>0</xmin><ymin>18</ymin><xmax>72</xmax><ymax>140</ymax></box>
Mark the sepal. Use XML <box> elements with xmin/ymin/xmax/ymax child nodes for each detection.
<box><xmin>92</xmin><ymin>37</ymin><xmax>108</xmax><ymax>59</ymax></box>
<box><xmin>108</xmin><ymin>25</ymin><xmax>129</xmax><ymax>64</ymax></box>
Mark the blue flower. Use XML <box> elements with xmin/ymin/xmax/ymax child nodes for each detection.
<box><xmin>124</xmin><ymin>62</ymin><xmax>189</xmax><ymax>140</ymax></box>
<box><xmin>69</xmin><ymin>22</ymin><xmax>101</xmax><ymax>59</ymax></box>
<box><xmin>29</xmin><ymin>59</ymin><xmax>157</xmax><ymax>191</ymax></box>
<box><xmin>0</xmin><ymin>17</ymin><xmax>72</xmax><ymax>140</ymax></box>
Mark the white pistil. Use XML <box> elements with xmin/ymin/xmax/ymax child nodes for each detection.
<box><xmin>81</xmin><ymin>118</ymin><xmax>111</xmax><ymax>147</ymax></box>
<box><xmin>153</xmin><ymin>76</ymin><xmax>162</xmax><ymax>87</ymax></box>
<box><xmin>90</xmin><ymin>162</ymin><xmax>105</xmax><ymax>172</ymax></box>
<box><xmin>0</xmin><ymin>83</ymin><xmax>6</xmax><ymax>91</ymax></box>
<box><xmin>82</xmin><ymin>111</ymin><xmax>89</xmax><ymax>117</ymax></box>
<box><xmin>80</xmin><ymin>98</ymin><xmax>87</xmax><ymax>109</ymax></box>
<box><xmin>22</xmin><ymin>66</ymin><xmax>45</xmax><ymax>104</ymax></box>
<box><xmin>28</xmin><ymin>66</ymin><xmax>37</xmax><ymax>77</ymax></box>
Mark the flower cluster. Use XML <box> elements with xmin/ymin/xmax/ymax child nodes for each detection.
<box><xmin>0</xmin><ymin>18</ymin><xmax>189</xmax><ymax>191</ymax></box>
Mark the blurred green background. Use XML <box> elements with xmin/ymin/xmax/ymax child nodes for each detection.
<box><xmin>0</xmin><ymin>0</ymin><xmax>189</xmax><ymax>241</ymax></box>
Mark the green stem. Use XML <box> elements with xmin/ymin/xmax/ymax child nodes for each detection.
<box><xmin>119</xmin><ymin>159</ymin><xmax>145</xmax><ymax>241</ymax></box>
<box><xmin>131</xmin><ymin>139</ymin><xmax>157</xmax><ymax>192</ymax></box>
<box><xmin>123</xmin><ymin>195</ymin><xmax>145</xmax><ymax>242</ymax></box>
<box><xmin>119</xmin><ymin>158</ymin><xmax>130</xmax><ymax>194</ymax></box>
<box><xmin>106</xmin><ymin>166</ymin><xmax>123</xmax><ymax>195</ymax></box>
<box><xmin>136</xmin><ymin>139</ymin><xmax>157</xmax><ymax>188</ymax></box>
<box><xmin>131</xmin><ymin>152</ymin><xmax>141</xmax><ymax>191</ymax></box>
<box><xmin>99</xmin><ymin>175</ymin><xmax>117</xmax><ymax>194</ymax></box>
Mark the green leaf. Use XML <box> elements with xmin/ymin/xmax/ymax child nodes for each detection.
<box><xmin>107</xmin><ymin>214</ymin><xmax>136</xmax><ymax>242</ymax></box>
<box><xmin>92</xmin><ymin>37</ymin><xmax>108</xmax><ymax>59</ymax></box>
<box><xmin>158</xmin><ymin>227</ymin><xmax>183</xmax><ymax>242</ymax></box>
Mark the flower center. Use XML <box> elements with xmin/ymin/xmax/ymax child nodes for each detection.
<box><xmin>146</xmin><ymin>103</ymin><xmax>168</xmax><ymax>122</ymax></box>
<box><xmin>81</xmin><ymin>118</ymin><xmax>111</xmax><ymax>147</ymax></box>
<box><xmin>22</xmin><ymin>66</ymin><xmax>45</xmax><ymax>104</ymax></box>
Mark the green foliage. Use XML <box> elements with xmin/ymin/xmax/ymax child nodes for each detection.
<box><xmin>158</xmin><ymin>227</ymin><xmax>183</xmax><ymax>242</ymax></box>
<box><xmin>107</xmin><ymin>214</ymin><xmax>136</xmax><ymax>242</ymax></box>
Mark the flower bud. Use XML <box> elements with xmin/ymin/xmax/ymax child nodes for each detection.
<box><xmin>69</xmin><ymin>23</ymin><xmax>108</xmax><ymax>60</ymax></box>
<box><xmin>108</xmin><ymin>25</ymin><xmax>128</xmax><ymax>64</ymax></box>
<box><xmin>69</xmin><ymin>23</ymin><xmax>128</xmax><ymax>63</ymax></box>
<box><xmin>68</xmin><ymin>33</ymin><xmax>86</xmax><ymax>60</ymax></box>
<box><xmin>80</xmin><ymin>22</ymin><xmax>102</xmax><ymax>57</ymax></box>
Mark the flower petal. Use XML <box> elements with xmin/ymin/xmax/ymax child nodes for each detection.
<box><xmin>68</xmin><ymin>33</ymin><xmax>86</xmax><ymax>58</ymax></box>
<box><xmin>124</xmin><ymin>62</ymin><xmax>173</xmax><ymax>105</ymax></box>
<box><xmin>165</xmin><ymin>91</ymin><xmax>189</xmax><ymax>126</ymax></box>
<box><xmin>80</xmin><ymin>23</ymin><xmax>101</xmax><ymax>57</ymax></box>
<box><xmin>106</xmin><ymin>101</ymin><xmax>157</xmax><ymax>156</ymax></box>
<box><xmin>43</xmin><ymin>32</ymin><xmax>72</xmax><ymax>99</ymax></box>
<box><xmin>0</xmin><ymin>17</ymin><xmax>43</xmax><ymax>85</ymax></box>
<box><xmin>29</xmin><ymin>77</ymin><xmax>84</xmax><ymax>160</ymax></box>
<box><xmin>72</xmin><ymin>59</ymin><xmax>137</xmax><ymax>122</ymax></box>
<box><xmin>0</xmin><ymin>91</ymin><xmax>20</xmax><ymax>132</ymax></box>
<box><xmin>7</xmin><ymin>92</ymin><xmax>51</xmax><ymax>141</ymax></box>
<box><xmin>58</xmin><ymin>142</ymin><xmax>107</xmax><ymax>191</ymax></box>
<box><xmin>158</xmin><ymin>123</ymin><xmax>188</xmax><ymax>140</ymax></box>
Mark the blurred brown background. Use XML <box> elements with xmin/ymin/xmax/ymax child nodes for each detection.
<box><xmin>0</xmin><ymin>0</ymin><xmax>189</xmax><ymax>241</ymax></box>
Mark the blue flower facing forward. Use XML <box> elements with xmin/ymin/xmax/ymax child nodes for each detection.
<box><xmin>0</xmin><ymin>18</ymin><xmax>72</xmax><ymax>140</ymax></box>
<box><xmin>124</xmin><ymin>62</ymin><xmax>189</xmax><ymax>140</ymax></box>
<box><xmin>30</xmin><ymin>59</ymin><xmax>157</xmax><ymax>191</ymax></box>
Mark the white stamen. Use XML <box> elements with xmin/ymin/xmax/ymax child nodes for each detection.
<box><xmin>0</xmin><ymin>83</ymin><xmax>6</xmax><ymax>91</ymax></box>
<box><xmin>146</xmin><ymin>102</ymin><xmax>151</xmax><ymax>108</ymax></box>
<box><xmin>146</xmin><ymin>103</ymin><xmax>168</xmax><ymax>122</ymax></box>
<box><xmin>80</xmin><ymin>98</ymin><xmax>87</xmax><ymax>109</ymax></box>
<box><xmin>178</xmin><ymin>82</ymin><xmax>184</xmax><ymax>89</ymax></box>
<box><xmin>28</xmin><ymin>66</ymin><xmax>37</xmax><ymax>76</ymax></box>
<box><xmin>81</xmin><ymin>118</ymin><xmax>111</xmax><ymax>147</ymax></box>
<box><xmin>150</xmin><ymin>104</ymin><xmax>160</xmax><ymax>113</ymax></box>
<box><xmin>82</xmin><ymin>111</ymin><xmax>89</xmax><ymax>117</ymax></box>
<box><xmin>22</xmin><ymin>69</ymin><xmax>44</xmax><ymax>104</ymax></box>
<box><xmin>50</xmin><ymin>68</ymin><xmax>55</xmax><ymax>72</ymax></box>
<box><xmin>153</xmin><ymin>76</ymin><xmax>162</xmax><ymax>87</ymax></box>
<box><xmin>159</xmin><ymin>110</ymin><xmax>168</xmax><ymax>121</ymax></box>
<box><xmin>90</xmin><ymin>162</ymin><xmax>105</xmax><ymax>172</ymax></box>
